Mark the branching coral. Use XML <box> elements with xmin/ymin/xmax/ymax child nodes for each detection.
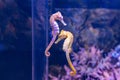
<box><xmin>49</xmin><ymin>45</ymin><xmax>120</xmax><ymax>80</ymax></box>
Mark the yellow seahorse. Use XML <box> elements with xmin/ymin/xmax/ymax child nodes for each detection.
<box><xmin>55</xmin><ymin>30</ymin><xmax>76</xmax><ymax>76</ymax></box>
<box><xmin>45</xmin><ymin>11</ymin><xmax>67</xmax><ymax>57</ymax></box>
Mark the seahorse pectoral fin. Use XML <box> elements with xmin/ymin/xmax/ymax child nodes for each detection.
<box><xmin>45</xmin><ymin>35</ymin><xmax>57</xmax><ymax>57</ymax></box>
<box><xmin>66</xmin><ymin>51</ymin><xmax>76</xmax><ymax>76</ymax></box>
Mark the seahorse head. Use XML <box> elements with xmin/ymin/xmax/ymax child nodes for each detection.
<box><xmin>56</xmin><ymin>11</ymin><xmax>63</xmax><ymax>21</ymax></box>
<box><xmin>54</xmin><ymin>11</ymin><xmax>67</xmax><ymax>26</ymax></box>
<box><xmin>58</xmin><ymin>30</ymin><xmax>67</xmax><ymax>39</ymax></box>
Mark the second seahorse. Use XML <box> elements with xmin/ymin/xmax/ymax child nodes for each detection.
<box><xmin>55</xmin><ymin>30</ymin><xmax>76</xmax><ymax>76</ymax></box>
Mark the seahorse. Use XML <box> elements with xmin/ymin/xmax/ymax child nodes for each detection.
<box><xmin>45</xmin><ymin>11</ymin><xmax>67</xmax><ymax>57</ymax></box>
<box><xmin>55</xmin><ymin>30</ymin><xmax>76</xmax><ymax>76</ymax></box>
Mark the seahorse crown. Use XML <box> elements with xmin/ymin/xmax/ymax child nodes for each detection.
<box><xmin>56</xmin><ymin>11</ymin><xmax>63</xmax><ymax>20</ymax></box>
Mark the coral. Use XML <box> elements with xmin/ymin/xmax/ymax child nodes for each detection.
<box><xmin>49</xmin><ymin>45</ymin><xmax>120</xmax><ymax>80</ymax></box>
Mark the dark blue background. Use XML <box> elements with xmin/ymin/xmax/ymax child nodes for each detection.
<box><xmin>53</xmin><ymin>0</ymin><xmax>120</xmax><ymax>9</ymax></box>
